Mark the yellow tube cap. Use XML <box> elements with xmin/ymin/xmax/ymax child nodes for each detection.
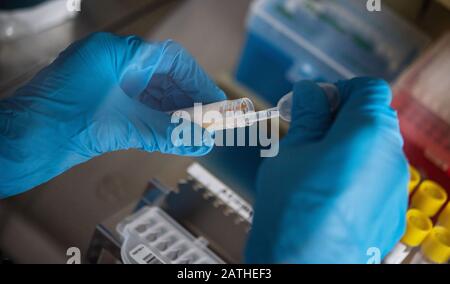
<box><xmin>421</xmin><ymin>226</ymin><xmax>450</xmax><ymax>264</ymax></box>
<box><xmin>410</xmin><ymin>180</ymin><xmax>448</xmax><ymax>217</ymax></box>
<box><xmin>401</xmin><ymin>209</ymin><xmax>433</xmax><ymax>247</ymax></box>
<box><xmin>408</xmin><ymin>166</ymin><xmax>421</xmax><ymax>194</ymax></box>
<box><xmin>438</xmin><ymin>202</ymin><xmax>450</xmax><ymax>229</ymax></box>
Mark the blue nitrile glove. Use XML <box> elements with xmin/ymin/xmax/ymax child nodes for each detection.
<box><xmin>0</xmin><ymin>32</ymin><xmax>226</xmax><ymax>199</ymax></box>
<box><xmin>246</xmin><ymin>78</ymin><xmax>409</xmax><ymax>264</ymax></box>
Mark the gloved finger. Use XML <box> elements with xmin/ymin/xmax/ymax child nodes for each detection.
<box><xmin>112</xmin><ymin>36</ymin><xmax>226</xmax><ymax>111</ymax></box>
<box><xmin>284</xmin><ymin>81</ymin><xmax>334</xmax><ymax>145</ymax></box>
<box><xmin>332</xmin><ymin>77</ymin><xmax>402</xmax><ymax>144</ymax></box>
<box><xmin>124</xmin><ymin>99</ymin><xmax>215</xmax><ymax>156</ymax></box>
<box><xmin>334</xmin><ymin>77</ymin><xmax>395</xmax><ymax>121</ymax></box>
<box><xmin>143</xmin><ymin>40</ymin><xmax>227</xmax><ymax>111</ymax></box>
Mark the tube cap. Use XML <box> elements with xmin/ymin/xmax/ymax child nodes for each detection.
<box><xmin>421</xmin><ymin>226</ymin><xmax>450</xmax><ymax>264</ymax></box>
<box><xmin>410</xmin><ymin>180</ymin><xmax>448</xmax><ymax>217</ymax></box>
<box><xmin>401</xmin><ymin>209</ymin><xmax>433</xmax><ymax>247</ymax></box>
<box><xmin>408</xmin><ymin>166</ymin><xmax>421</xmax><ymax>194</ymax></box>
<box><xmin>438</xmin><ymin>202</ymin><xmax>450</xmax><ymax>229</ymax></box>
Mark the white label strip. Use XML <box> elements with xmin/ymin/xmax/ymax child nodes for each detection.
<box><xmin>187</xmin><ymin>163</ymin><xmax>253</xmax><ymax>222</ymax></box>
<box><xmin>130</xmin><ymin>244</ymin><xmax>164</xmax><ymax>264</ymax></box>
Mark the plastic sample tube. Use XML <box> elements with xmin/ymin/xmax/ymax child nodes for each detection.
<box><xmin>437</xmin><ymin>203</ymin><xmax>450</xmax><ymax>229</ymax></box>
<box><xmin>171</xmin><ymin>98</ymin><xmax>257</xmax><ymax>131</ymax></box>
<box><xmin>409</xmin><ymin>226</ymin><xmax>450</xmax><ymax>264</ymax></box>
<box><xmin>408</xmin><ymin>166</ymin><xmax>421</xmax><ymax>195</ymax></box>
<box><xmin>171</xmin><ymin>83</ymin><xmax>340</xmax><ymax>131</ymax></box>
<box><xmin>410</xmin><ymin>180</ymin><xmax>448</xmax><ymax>217</ymax></box>
<box><xmin>383</xmin><ymin>209</ymin><xmax>433</xmax><ymax>264</ymax></box>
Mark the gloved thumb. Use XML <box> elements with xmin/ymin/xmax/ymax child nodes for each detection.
<box><xmin>284</xmin><ymin>81</ymin><xmax>334</xmax><ymax>145</ymax></box>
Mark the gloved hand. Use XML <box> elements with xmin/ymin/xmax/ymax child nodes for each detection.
<box><xmin>246</xmin><ymin>78</ymin><xmax>409</xmax><ymax>264</ymax></box>
<box><xmin>0</xmin><ymin>32</ymin><xmax>226</xmax><ymax>198</ymax></box>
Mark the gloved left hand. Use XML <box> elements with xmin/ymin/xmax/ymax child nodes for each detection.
<box><xmin>0</xmin><ymin>32</ymin><xmax>226</xmax><ymax>198</ymax></box>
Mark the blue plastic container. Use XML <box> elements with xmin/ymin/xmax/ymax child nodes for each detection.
<box><xmin>236</xmin><ymin>0</ymin><xmax>429</xmax><ymax>105</ymax></box>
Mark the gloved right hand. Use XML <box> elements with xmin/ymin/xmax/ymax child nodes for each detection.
<box><xmin>246</xmin><ymin>78</ymin><xmax>409</xmax><ymax>264</ymax></box>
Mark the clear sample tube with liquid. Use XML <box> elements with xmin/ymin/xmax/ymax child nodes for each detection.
<box><xmin>171</xmin><ymin>83</ymin><xmax>339</xmax><ymax>131</ymax></box>
<box><xmin>171</xmin><ymin>98</ymin><xmax>256</xmax><ymax>131</ymax></box>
